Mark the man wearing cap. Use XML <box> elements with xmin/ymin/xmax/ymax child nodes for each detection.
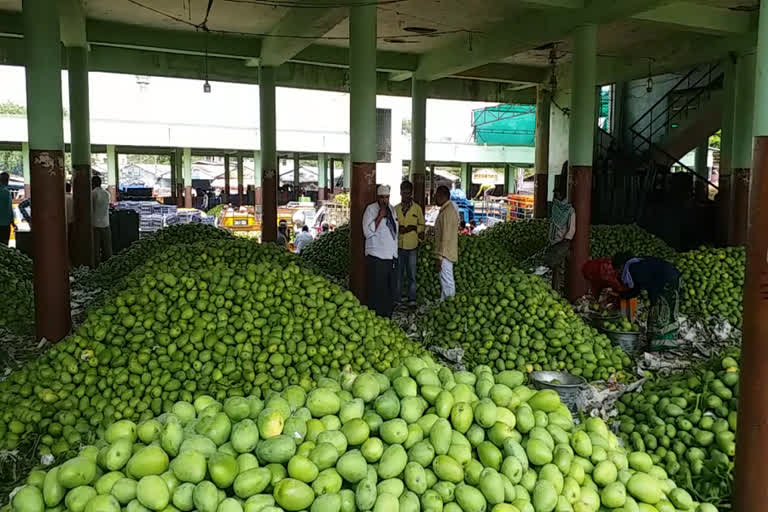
<box><xmin>362</xmin><ymin>184</ymin><xmax>399</xmax><ymax>317</ymax></box>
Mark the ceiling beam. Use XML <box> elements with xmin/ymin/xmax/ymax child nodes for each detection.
<box><xmin>518</xmin><ymin>0</ymin><xmax>584</xmax><ymax>8</ymax></box>
<box><xmin>260</xmin><ymin>3</ymin><xmax>348</xmax><ymax>67</ymax></box>
<box><xmin>632</xmin><ymin>3</ymin><xmax>755</xmax><ymax>35</ymax></box>
<box><xmin>454</xmin><ymin>64</ymin><xmax>547</xmax><ymax>85</ymax></box>
<box><xmin>413</xmin><ymin>0</ymin><xmax>676</xmax><ymax>81</ymax></box>
<box><xmin>0</xmin><ymin>35</ymin><xmax>534</xmax><ymax>103</ymax></box>
<box><xmin>291</xmin><ymin>44</ymin><xmax>419</xmax><ymax>73</ymax></box>
<box><xmin>57</xmin><ymin>0</ymin><xmax>86</xmax><ymax>47</ymax></box>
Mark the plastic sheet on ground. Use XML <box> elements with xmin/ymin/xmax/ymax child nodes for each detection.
<box><xmin>428</xmin><ymin>345</ymin><xmax>465</xmax><ymax>371</ymax></box>
<box><xmin>579</xmin><ymin>376</ymin><xmax>647</xmax><ymax>421</ymax></box>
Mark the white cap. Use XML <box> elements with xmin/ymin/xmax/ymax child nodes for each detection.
<box><xmin>377</xmin><ymin>185</ymin><xmax>391</xmax><ymax>196</ymax></box>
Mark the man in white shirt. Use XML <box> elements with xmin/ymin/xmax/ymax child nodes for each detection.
<box><xmin>91</xmin><ymin>175</ymin><xmax>112</xmax><ymax>264</ymax></box>
<box><xmin>293</xmin><ymin>225</ymin><xmax>314</xmax><ymax>254</ymax></box>
<box><xmin>362</xmin><ymin>184</ymin><xmax>398</xmax><ymax>318</ymax></box>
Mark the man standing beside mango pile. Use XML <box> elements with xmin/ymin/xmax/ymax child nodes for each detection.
<box><xmin>395</xmin><ymin>180</ymin><xmax>425</xmax><ymax>307</ymax></box>
<box><xmin>434</xmin><ymin>185</ymin><xmax>459</xmax><ymax>300</ymax></box>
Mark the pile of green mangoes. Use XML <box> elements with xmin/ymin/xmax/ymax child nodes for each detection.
<box><xmin>675</xmin><ymin>247</ymin><xmax>745</xmax><ymax>328</ymax></box>
<box><xmin>300</xmin><ymin>226</ymin><xmax>350</xmax><ymax>282</ymax></box>
<box><xmin>415</xmin><ymin>235</ymin><xmax>517</xmax><ymax>303</ymax></box>
<box><xmin>11</xmin><ymin>357</ymin><xmax>719</xmax><ymax>512</ymax></box>
<box><xmin>601</xmin><ymin>320</ymin><xmax>641</xmax><ymax>334</ymax></box>
<box><xmin>76</xmin><ymin>224</ymin><xmax>235</xmax><ymax>292</ymax></box>
<box><xmin>0</xmin><ymin>239</ymin><xmax>425</xmax><ymax>458</ymax></box>
<box><xmin>424</xmin><ymin>268</ymin><xmax>632</xmax><ymax>381</ymax></box>
<box><xmin>480</xmin><ymin>219</ymin><xmax>549</xmax><ymax>264</ymax></box>
<box><xmin>0</xmin><ymin>246</ymin><xmax>34</xmax><ymax>334</ymax></box>
<box><xmin>590</xmin><ymin>225</ymin><xmax>677</xmax><ymax>261</ymax></box>
<box><xmin>615</xmin><ymin>350</ymin><xmax>740</xmax><ymax>506</ymax></box>
<box><xmin>0</xmin><ymin>244</ymin><xmax>33</xmax><ymax>279</ymax></box>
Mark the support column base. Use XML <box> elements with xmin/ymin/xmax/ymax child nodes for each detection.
<box><xmin>566</xmin><ymin>165</ymin><xmax>592</xmax><ymax>302</ymax></box>
<box><xmin>734</xmin><ymin>136</ymin><xmax>768</xmax><ymax>510</ymax></box>
<box><xmin>71</xmin><ymin>164</ymin><xmax>94</xmax><ymax>268</ymax></box>
<box><xmin>350</xmin><ymin>162</ymin><xmax>376</xmax><ymax>302</ymax></box>
<box><xmin>317</xmin><ymin>188</ymin><xmax>331</xmax><ymax>201</ymax></box>
<box><xmin>253</xmin><ymin>187</ymin><xmax>263</xmax><ymax>206</ymax></box>
<box><xmin>24</xmin><ymin>184</ymin><xmax>31</xmax><ymax>198</ymax></box>
<box><xmin>184</xmin><ymin>186</ymin><xmax>192</xmax><ymax>209</ymax></box>
<box><xmin>107</xmin><ymin>185</ymin><xmax>117</xmax><ymax>203</ymax></box>
<box><xmin>30</xmin><ymin>149</ymin><xmax>71</xmax><ymax>342</ymax></box>
<box><xmin>718</xmin><ymin>174</ymin><xmax>732</xmax><ymax>246</ymax></box>
<box><xmin>731</xmin><ymin>167</ymin><xmax>750</xmax><ymax>246</ymax></box>
<box><xmin>534</xmin><ymin>173</ymin><xmax>548</xmax><ymax>218</ymax></box>
<box><xmin>262</xmin><ymin>169</ymin><xmax>277</xmax><ymax>243</ymax></box>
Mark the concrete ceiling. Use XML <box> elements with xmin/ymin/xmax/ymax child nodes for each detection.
<box><xmin>0</xmin><ymin>0</ymin><xmax>760</xmax><ymax>97</ymax></box>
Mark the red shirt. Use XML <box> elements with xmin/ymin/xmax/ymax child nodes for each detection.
<box><xmin>582</xmin><ymin>258</ymin><xmax>625</xmax><ymax>294</ymax></box>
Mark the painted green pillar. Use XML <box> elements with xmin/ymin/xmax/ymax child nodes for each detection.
<box><xmin>106</xmin><ymin>144</ymin><xmax>118</xmax><ymax>201</ymax></box>
<box><xmin>253</xmin><ymin>151</ymin><xmax>262</xmax><ymax>205</ymax></box>
<box><xmin>460</xmin><ymin>163</ymin><xmax>471</xmax><ymax>192</ymax></box>
<box><xmin>237</xmin><ymin>155</ymin><xmax>245</xmax><ymax>205</ymax></box>
<box><xmin>734</xmin><ymin>1</ymin><xmax>768</xmax><ymax>507</ymax></box>
<box><xmin>293</xmin><ymin>153</ymin><xmax>300</xmax><ymax>195</ymax></box>
<box><xmin>260</xmin><ymin>65</ymin><xmax>278</xmax><ymax>243</ymax></box>
<box><xmin>22</xmin><ymin>142</ymin><xmax>30</xmax><ymax>197</ymax></box>
<box><xmin>68</xmin><ymin>45</ymin><xmax>94</xmax><ymax>267</ymax></box>
<box><xmin>348</xmin><ymin>1</ymin><xmax>378</xmax><ymax>301</ymax></box>
<box><xmin>534</xmin><ymin>85</ymin><xmax>551</xmax><ymax>218</ymax></box>
<box><xmin>694</xmin><ymin>141</ymin><xmax>709</xmax><ymax>202</ymax></box>
<box><xmin>504</xmin><ymin>164</ymin><xmax>516</xmax><ymax>195</ymax></box>
<box><xmin>731</xmin><ymin>52</ymin><xmax>756</xmax><ymax>246</ymax></box>
<box><xmin>23</xmin><ymin>0</ymin><xmax>70</xmax><ymax>341</ymax></box>
<box><xmin>182</xmin><ymin>147</ymin><xmax>192</xmax><ymax>208</ymax></box>
<box><xmin>411</xmin><ymin>78</ymin><xmax>427</xmax><ymax>209</ymax></box>
<box><xmin>719</xmin><ymin>57</ymin><xmax>736</xmax><ymax>246</ymax></box>
<box><xmin>318</xmin><ymin>153</ymin><xmax>329</xmax><ymax>200</ymax></box>
<box><xmin>566</xmin><ymin>24</ymin><xmax>598</xmax><ymax>302</ymax></box>
<box><xmin>343</xmin><ymin>154</ymin><xmax>351</xmax><ymax>189</ymax></box>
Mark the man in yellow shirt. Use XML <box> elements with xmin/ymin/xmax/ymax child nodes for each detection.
<box><xmin>434</xmin><ymin>185</ymin><xmax>459</xmax><ymax>300</ymax></box>
<box><xmin>395</xmin><ymin>180</ymin><xmax>425</xmax><ymax>306</ymax></box>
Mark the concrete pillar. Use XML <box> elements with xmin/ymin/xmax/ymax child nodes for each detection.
<box><xmin>460</xmin><ymin>163</ymin><xmax>471</xmax><ymax>191</ymax></box>
<box><xmin>719</xmin><ymin>57</ymin><xmax>737</xmax><ymax>246</ymax></box>
<box><xmin>411</xmin><ymin>78</ymin><xmax>427</xmax><ymax>209</ymax></box>
<box><xmin>260</xmin><ymin>65</ymin><xmax>278</xmax><ymax>243</ymax></box>
<box><xmin>174</xmin><ymin>149</ymin><xmax>183</xmax><ymax>206</ymax></box>
<box><xmin>566</xmin><ymin>24</ymin><xmax>598</xmax><ymax>302</ymax></box>
<box><xmin>182</xmin><ymin>147</ymin><xmax>192</xmax><ymax>208</ymax></box>
<box><xmin>348</xmin><ymin>2</ymin><xmax>377</xmax><ymax>301</ymax></box>
<box><xmin>504</xmin><ymin>164</ymin><xmax>515</xmax><ymax>195</ymax></box>
<box><xmin>694</xmin><ymin>142</ymin><xmax>709</xmax><ymax>202</ymax></box>
<box><xmin>293</xmin><ymin>153</ymin><xmax>300</xmax><ymax>200</ymax></box>
<box><xmin>253</xmin><ymin>151</ymin><xmax>262</xmax><ymax>205</ymax></box>
<box><xmin>343</xmin><ymin>154</ymin><xmax>351</xmax><ymax>190</ymax></box>
<box><xmin>735</xmin><ymin>2</ymin><xmax>768</xmax><ymax>508</ymax></box>
<box><xmin>22</xmin><ymin>142</ymin><xmax>30</xmax><ymax>197</ymax></box>
<box><xmin>534</xmin><ymin>85</ymin><xmax>551</xmax><ymax>218</ymax></box>
<box><xmin>106</xmin><ymin>144</ymin><xmax>118</xmax><ymax>202</ymax></box>
<box><xmin>23</xmin><ymin>0</ymin><xmax>70</xmax><ymax>341</ymax></box>
<box><xmin>67</xmin><ymin>45</ymin><xmax>94</xmax><ymax>268</ymax></box>
<box><xmin>731</xmin><ymin>52</ymin><xmax>756</xmax><ymax>246</ymax></box>
<box><xmin>223</xmin><ymin>154</ymin><xmax>231</xmax><ymax>204</ymax></box>
<box><xmin>237</xmin><ymin>154</ymin><xmax>244</xmax><ymax>205</ymax></box>
<box><xmin>318</xmin><ymin>153</ymin><xmax>329</xmax><ymax>200</ymax></box>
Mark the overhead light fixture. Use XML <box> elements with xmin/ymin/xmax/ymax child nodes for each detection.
<box><xmin>203</xmin><ymin>80</ymin><xmax>212</xmax><ymax>93</ymax></box>
<box><xmin>203</xmin><ymin>30</ymin><xmax>212</xmax><ymax>94</ymax></box>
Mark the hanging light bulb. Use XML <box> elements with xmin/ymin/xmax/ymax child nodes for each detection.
<box><xmin>203</xmin><ymin>30</ymin><xmax>212</xmax><ymax>93</ymax></box>
<box><xmin>203</xmin><ymin>80</ymin><xmax>212</xmax><ymax>93</ymax></box>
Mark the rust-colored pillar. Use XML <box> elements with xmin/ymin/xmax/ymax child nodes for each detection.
<box><xmin>223</xmin><ymin>154</ymin><xmax>231</xmax><ymax>204</ymax></box>
<box><xmin>31</xmin><ymin>151</ymin><xmax>71</xmax><ymax>339</ymax></box>
<box><xmin>348</xmin><ymin>3</ymin><xmax>377</xmax><ymax>301</ymax></box>
<box><xmin>565</xmin><ymin>24</ymin><xmax>597</xmax><ymax>301</ymax></box>
<box><xmin>567</xmin><ymin>166</ymin><xmax>592</xmax><ymax>300</ymax></box>
<box><xmin>534</xmin><ymin>85</ymin><xmax>551</xmax><ymax>218</ymax></box>
<box><xmin>260</xmin><ymin>66</ymin><xmax>278</xmax><ymax>243</ymax></box>
<box><xmin>734</xmin><ymin>135</ymin><xmax>768</xmax><ymax>510</ymax></box>
<box><xmin>731</xmin><ymin>167</ymin><xmax>750</xmax><ymax>245</ymax></box>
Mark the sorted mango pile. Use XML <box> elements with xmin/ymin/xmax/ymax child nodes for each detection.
<box><xmin>615</xmin><ymin>349</ymin><xmax>739</xmax><ymax>506</ymax></box>
<box><xmin>415</xmin><ymin>235</ymin><xmax>517</xmax><ymax>302</ymax></box>
<box><xmin>0</xmin><ymin>245</ymin><xmax>33</xmax><ymax>279</ymax></box>
<box><xmin>590</xmin><ymin>225</ymin><xmax>677</xmax><ymax>261</ymax></box>
<box><xmin>300</xmin><ymin>226</ymin><xmax>350</xmax><ymax>282</ymax></box>
<box><xmin>480</xmin><ymin>219</ymin><xmax>549</xmax><ymax>264</ymax></box>
<box><xmin>76</xmin><ymin>224</ymin><xmax>234</xmax><ymax>292</ymax></box>
<box><xmin>11</xmin><ymin>357</ymin><xmax>720</xmax><ymax>512</ymax></box>
<box><xmin>0</xmin><ymin>239</ymin><xmax>425</xmax><ymax>459</ymax></box>
<box><xmin>676</xmin><ymin>247</ymin><xmax>745</xmax><ymax>328</ymax></box>
<box><xmin>425</xmin><ymin>269</ymin><xmax>632</xmax><ymax>381</ymax></box>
